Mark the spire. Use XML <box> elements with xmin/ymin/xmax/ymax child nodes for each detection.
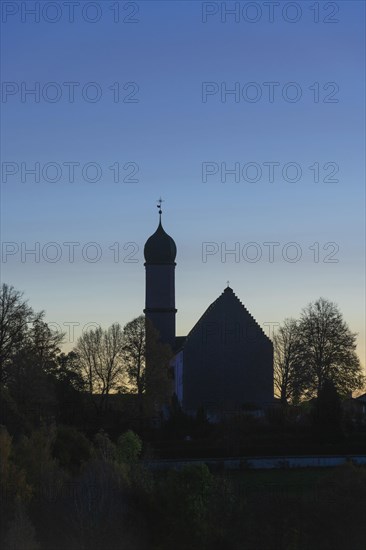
<box><xmin>157</xmin><ymin>196</ymin><xmax>164</xmax><ymax>224</ymax></box>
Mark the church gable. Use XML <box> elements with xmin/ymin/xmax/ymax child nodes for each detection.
<box><xmin>181</xmin><ymin>287</ymin><xmax>273</xmax><ymax>412</ymax></box>
<box><xmin>185</xmin><ymin>287</ymin><xmax>271</xmax><ymax>348</ymax></box>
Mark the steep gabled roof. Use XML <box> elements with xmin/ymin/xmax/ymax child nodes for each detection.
<box><xmin>183</xmin><ymin>286</ymin><xmax>270</xmax><ymax>345</ymax></box>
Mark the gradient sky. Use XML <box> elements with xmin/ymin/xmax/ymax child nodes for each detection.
<box><xmin>1</xmin><ymin>1</ymin><xmax>365</xmax><ymax>373</ymax></box>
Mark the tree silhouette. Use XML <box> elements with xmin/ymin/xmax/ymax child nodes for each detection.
<box><xmin>314</xmin><ymin>378</ymin><xmax>342</xmax><ymax>434</ymax></box>
<box><xmin>26</xmin><ymin>312</ymin><xmax>64</xmax><ymax>371</ymax></box>
<box><xmin>122</xmin><ymin>316</ymin><xmax>146</xmax><ymax>399</ymax></box>
<box><xmin>54</xmin><ymin>352</ymin><xmax>85</xmax><ymax>393</ymax></box>
<box><xmin>273</xmin><ymin>318</ymin><xmax>304</xmax><ymax>404</ymax></box>
<box><xmin>2</xmin><ymin>306</ymin><xmax>65</xmax><ymax>428</ymax></box>
<box><xmin>297</xmin><ymin>297</ymin><xmax>364</xmax><ymax>399</ymax></box>
<box><xmin>0</xmin><ymin>284</ymin><xmax>33</xmax><ymax>386</ymax></box>
<box><xmin>75</xmin><ymin>324</ymin><xmax>125</xmax><ymax>409</ymax></box>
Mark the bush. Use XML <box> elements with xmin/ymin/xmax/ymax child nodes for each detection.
<box><xmin>93</xmin><ymin>429</ymin><xmax>116</xmax><ymax>461</ymax></box>
<box><xmin>116</xmin><ymin>430</ymin><xmax>142</xmax><ymax>464</ymax></box>
<box><xmin>154</xmin><ymin>464</ymin><xmax>214</xmax><ymax>548</ymax></box>
<box><xmin>52</xmin><ymin>425</ymin><xmax>91</xmax><ymax>474</ymax></box>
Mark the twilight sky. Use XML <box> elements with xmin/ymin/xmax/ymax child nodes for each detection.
<box><xmin>1</xmin><ymin>1</ymin><xmax>365</xmax><ymax>372</ymax></box>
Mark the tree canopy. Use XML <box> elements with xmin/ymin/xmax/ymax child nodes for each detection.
<box><xmin>274</xmin><ymin>298</ymin><xmax>365</xmax><ymax>403</ymax></box>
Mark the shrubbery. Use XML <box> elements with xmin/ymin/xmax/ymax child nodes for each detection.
<box><xmin>1</xmin><ymin>420</ymin><xmax>366</xmax><ymax>550</ymax></box>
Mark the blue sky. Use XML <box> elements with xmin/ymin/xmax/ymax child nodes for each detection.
<box><xmin>1</xmin><ymin>1</ymin><xmax>365</xmax><ymax>372</ymax></box>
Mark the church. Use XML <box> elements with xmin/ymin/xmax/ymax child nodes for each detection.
<box><xmin>144</xmin><ymin>203</ymin><xmax>274</xmax><ymax>417</ymax></box>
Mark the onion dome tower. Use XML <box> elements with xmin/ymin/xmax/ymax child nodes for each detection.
<box><xmin>143</xmin><ymin>199</ymin><xmax>177</xmax><ymax>347</ymax></box>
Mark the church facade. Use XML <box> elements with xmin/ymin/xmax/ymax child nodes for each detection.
<box><xmin>144</xmin><ymin>206</ymin><xmax>274</xmax><ymax>416</ymax></box>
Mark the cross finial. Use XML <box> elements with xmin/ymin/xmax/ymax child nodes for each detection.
<box><xmin>157</xmin><ymin>197</ymin><xmax>164</xmax><ymax>217</ymax></box>
<box><xmin>227</xmin><ymin>280</ymin><xmax>230</xmax><ymax>288</ymax></box>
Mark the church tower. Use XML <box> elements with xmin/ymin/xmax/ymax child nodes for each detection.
<box><xmin>143</xmin><ymin>200</ymin><xmax>177</xmax><ymax>348</ymax></box>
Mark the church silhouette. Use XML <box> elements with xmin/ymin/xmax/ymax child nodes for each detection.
<box><xmin>144</xmin><ymin>203</ymin><xmax>274</xmax><ymax>417</ymax></box>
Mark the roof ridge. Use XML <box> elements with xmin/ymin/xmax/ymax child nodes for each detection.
<box><xmin>184</xmin><ymin>288</ymin><xmax>268</xmax><ymax>342</ymax></box>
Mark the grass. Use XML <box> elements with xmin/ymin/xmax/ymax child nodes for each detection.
<box><xmin>220</xmin><ymin>467</ymin><xmax>335</xmax><ymax>499</ymax></box>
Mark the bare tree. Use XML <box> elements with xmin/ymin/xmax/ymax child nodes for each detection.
<box><xmin>0</xmin><ymin>283</ymin><xmax>33</xmax><ymax>385</ymax></box>
<box><xmin>27</xmin><ymin>312</ymin><xmax>64</xmax><ymax>370</ymax></box>
<box><xmin>122</xmin><ymin>316</ymin><xmax>146</xmax><ymax>398</ymax></box>
<box><xmin>75</xmin><ymin>324</ymin><xmax>125</xmax><ymax>407</ymax></box>
<box><xmin>297</xmin><ymin>297</ymin><xmax>364</xmax><ymax>399</ymax></box>
<box><xmin>273</xmin><ymin>318</ymin><xmax>304</xmax><ymax>404</ymax></box>
<box><xmin>74</xmin><ymin>327</ymin><xmax>101</xmax><ymax>395</ymax></box>
<box><xmin>95</xmin><ymin>323</ymin><xmax>125</xmax><ymax>401</ymax></box>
